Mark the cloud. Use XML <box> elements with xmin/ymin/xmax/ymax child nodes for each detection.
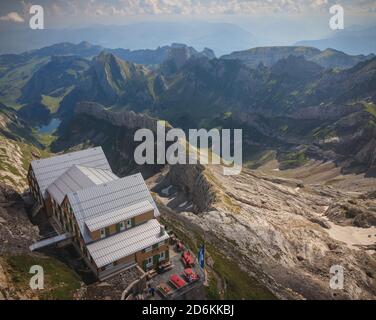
<box><xmin>0</xmin><ymin>11</ymin><xmax>25</xmax><ymax>23</ymax></box>
<box><xmin>23</xmin><ymin>0</ymin><xmax>376</xmax><ymax>18</ymax></box>
<box><xmin>102</xmin><ymin>0</ymin><xmax>373</xmax><ymax>15</ymax></box>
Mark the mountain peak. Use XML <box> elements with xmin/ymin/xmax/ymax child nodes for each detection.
<box><xmin>78</xmin><ymin>41</ymin><xmax>93</xmax><ymax>48</ymax></box>
<box><xmin>96</xmin><ymin>50</ymin><xmax>116</xmax><ymax>60</ymax></box>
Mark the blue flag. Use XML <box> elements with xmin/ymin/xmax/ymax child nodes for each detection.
<box><xmin>198</xmin><ymin>245</ymin><xmax>205</xmax><ymax>269</ymax></box>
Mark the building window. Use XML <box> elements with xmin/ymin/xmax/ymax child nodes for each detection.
<box><xmin>100</xmin><ymin>228</ymin><xmax>106</xmax><ymax>239</ymax></box>
<box><xmin>126</xmin><ymin>219</ymin><xmax>132</xmax><ymax>229</ymax></box>
<box><xmin>159</xmin><ymin>251</ymin><xmax>165</xmax><ymax>262</ymax></box>
<box><xmin>146</xmin><ymin>257</ymin><xmax>153</xmax><ymax>268</ymax></box>
<box><xmin>119</xmin><ymin>221</ymin><xmax>125</xmax><ymax>231</ymax></box>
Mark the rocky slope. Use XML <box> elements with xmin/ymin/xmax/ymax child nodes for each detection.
<box><xmin>152</xmin><ymin>164</ymin><xmax>376</xmax><ymax>299</ymax></box>
<box><xmin>0</xmin><ymin>184</ymin><xmax>88</xmax><ymax>300</ymax></box>
<box><xmin>57</xmin><ymin>52</ymin><xmax>161</xmax><ymax>117</ymax></box>
<box><xmin>0</xmin><ymin>103</ymin><xmax>50</xmax><ymax>191</ymax></box>
<box><xmin>0</xmin><ymin>184</ymin><xmax>39</xmax><ymax>300</ymax></box>
<box><xmin>0</xmin><ymin>184</ymin><xmax>39</xmax><ymax>254</ymax></box>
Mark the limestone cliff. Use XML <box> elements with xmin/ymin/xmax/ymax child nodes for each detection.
<box><xmin>153</xmin><ymin>165</ymin><xmax>376</xmax><ymax>300</ymax></box>
<box><xmin>75</xmin><ymin>101</ymin><xmax>159</xmax><ymax>132</ymax></box>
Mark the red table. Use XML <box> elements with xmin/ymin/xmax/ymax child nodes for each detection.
<box><xmin>182</xmin><ymin>251</ymin><xmax>195</xmax><ymax>267</ymax></box>
<box><xmin>170</xmin><ymin>274</ymin><xmax>187</xmax><ymax>288</ymax></box>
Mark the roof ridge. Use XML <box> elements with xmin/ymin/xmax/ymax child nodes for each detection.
<box><xmin>46</xmin><ymin>160</ymin><xmax>117</xmax><ymax>205</ymax></box>
<box><xmin>31</xmin><ymin>147</ymin><xmax>103</xmax><ymax>166</ymax></box>
<box><xmin>70</xmin><ymin>173</ymin><xmax>142</xmax><ymax>199</ymax></box>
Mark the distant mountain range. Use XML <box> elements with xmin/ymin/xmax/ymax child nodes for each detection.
<box><xmin>5</xmin><ymin>41</ymin><xmax>215</xmax><ymax>65</ymax></box>
<box><xmin>0</xmin><ymin>42</ymin><xmax>375</xmax><ymax>172</ymax></box>
<box><xmin>0</xmin><ymin>42</ymin><xmax>214</xmax><ymax>109</ymax></box>
<box><xmin>0</xmin><ymin>21</ymin><xmax>258</xmax><ymax>57</ymax></box>
<box><xmin>221</xmin><ymin>46</ymin><xmax>375</xmax><ymax>69</ymax></box>
<box><xmin>2</xmin><ymin>21</ymin><xmax>375</xmax><ymax>58</ymax></box>
<box><xmin>296</xmin><ymin>26</ymin><xmax>376</xmax><ymax>55</ymax></box>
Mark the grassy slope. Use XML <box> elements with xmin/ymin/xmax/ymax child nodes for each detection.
<box><xmin>0</xmin><ymin>57</ymin><xmax>48</xmax><ymax>109</ymax></box>
<box><xmin>364</xmin><ymin>102</ymin><xmax>376</xmax><ymax>118</ymax></box>
<box><xmin>4</xmin><ymin>254</ymin><xmax>81</xmax><ymax>300</ymax></box>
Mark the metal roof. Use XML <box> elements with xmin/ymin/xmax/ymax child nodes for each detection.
<box><xmin>29</xmin><ymin>233</ymin><xmax>71</xmax><ymax>252</ymax></box>
<box><xmin>85</xmin><ymin>200</ymin><xmax>154</xmax><ymax>232</ymax></box>
<box><xmin>31</xmin><ymin>147</ymin><xmax>112</xmax><ymax>199</ymax></box>
<box><xmin>68</xmin><ymin>173</ymin><xmax>161</xmax><ymax>243</ymax></box>
<box><xmin>87</xmin><ymin>219</ymin><xmax>169</xmax><ymax>268</ymax></box>
<box><xmin>47</xmin><ymin>165</ymin><xmax>118</xmax><ymax>205</ymax></box>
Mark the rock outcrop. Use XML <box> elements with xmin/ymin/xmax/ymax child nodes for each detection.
<box><xmin>154</xmin><ymin>164</ymin><xmax>218</xmax><ymax>213</ymax></box>
<box><xmin>325</xmin><ymin>200</ymin><xmax>376</xmax><ymax>228</ymax></box>
<box><xmin>75</xmin><ymin>101</ymin><xmax>159</xmax><ymax>132</ymax></box>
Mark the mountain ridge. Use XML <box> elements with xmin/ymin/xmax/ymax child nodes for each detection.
<box><xmin>1</xmin><ymin>43</ymin><xmax>375</xmax><ymax>173</ymax></box>
<box><xmin>296</xmin><ymin>25</ymin><xmax>376</xmax><ymax>55</ymax></box>
<box><xmin>221</xmin><ymin>46</ymin><xmax>375</xmax><ymax>69</ymax></box>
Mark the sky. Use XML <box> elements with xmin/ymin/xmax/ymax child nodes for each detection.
<box><xmin>1</xmin><ymin>0</ymin><xmax>375</xmax><ymax>25</ymax></box>
<box><xmin>0</xmin><ymin>0</ymin><xmax>375</xmax><ymax>53</ymax></box>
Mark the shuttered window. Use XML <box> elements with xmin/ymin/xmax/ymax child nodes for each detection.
<box><xmin>145</xmin><ymin>257</ymin><xmax>153</xmax><ymax>268</ymax></box>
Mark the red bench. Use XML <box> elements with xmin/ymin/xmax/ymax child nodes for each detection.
<box><xmin>181</xmin><ymin>251</ymin><xmax>195</xmax><ymax>267</ymax></box>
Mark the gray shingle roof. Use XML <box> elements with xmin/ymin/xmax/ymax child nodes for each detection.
<box><xmin>87</xmin><ymin>219</ymin><xmax>169</xmax><ymax>268</ymax></box>
<box><xmin>47</xmin><ymin>165</ymin><xmax>118</xmax><ymax>205</ymax></box>
<box><xmin>84</xmin><ymin>200</ymin><xmax>154</xmax><ymax>232</ymax></box>
<box><xmin>68</xmin><ymin>173</ymin><xmax>160</xmax><ymax>243</ymax></box>
<box><xmin>31</xmin><ymin>147</ymin><xmax>112</xmax><ymax>199</ymax></box>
